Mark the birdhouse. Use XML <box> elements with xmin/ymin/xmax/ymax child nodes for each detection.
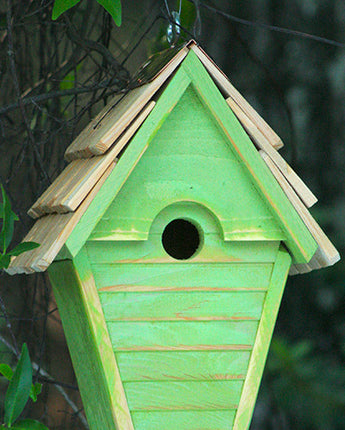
<box><xmin>7</xmin><ymin>41</ymin><xmax>340</xmax><ymax>430</ymax></box>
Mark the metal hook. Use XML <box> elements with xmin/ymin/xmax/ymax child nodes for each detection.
<box><xmin>166</xmin><ymin>0</ymin><xmax>182</xmax><ymax>47</ymax></box>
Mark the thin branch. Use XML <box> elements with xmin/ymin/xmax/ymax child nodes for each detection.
<box><xmin>6</xmin><ymin>0</ymin><xmax>51</xmax><ymax>183</ymax></box>
<box><xmin>0</xmin><ymin>83</ymin><xmax>117</xmax><ymax>116</ymax></box>
<box><xmin>0</xmin><ymin>292</ymin><xmax>19</xmax><ymax>357</ymax></box>
<box><xmin>65</xmin><ymin>15</ymin><xmax>130</xmax><ymax>80</ymax></box>
<box><xmin>196</xmin><ymin>1</ymin><xmax>345</xmax><ymax>49</ymax></box>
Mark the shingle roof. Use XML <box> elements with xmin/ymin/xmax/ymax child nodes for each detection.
<box><xmin>6</xmin><ymin>41</ymin><xmax>339</xmax><ymax>275</ymax></box>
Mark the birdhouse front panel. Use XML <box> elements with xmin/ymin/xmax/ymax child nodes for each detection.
<box><xmin>7</xmin><ymin>42</ymin><xmax>339</xmax><ymax>430</ymax></box>
<box><xmin>81</xmin><ymin>68</ymin><xmax>292</xmax><ymax>430</ymax></box>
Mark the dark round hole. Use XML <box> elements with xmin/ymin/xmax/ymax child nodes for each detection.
<box><xmin>162</xmin><ymin>219</ymin><xmax>200</xmax><ymax>260</ymax></box>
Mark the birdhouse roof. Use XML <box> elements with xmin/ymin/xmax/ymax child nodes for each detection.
<box><xmin>7</xmin><ymin>41</ymin><xmax>339</xmax><ymax>275</ymax></box>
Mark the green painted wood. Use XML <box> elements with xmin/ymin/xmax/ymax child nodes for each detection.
<box><xmin>116</xmin><ymin>351</ymin><xmax>251</xmax><ymax>381</ymax></box>
<box><xmin>99</xmin><ymin>291</ymin><xmax>265</xmax><ymax>321</ymax></box>
<box><xmin>124</xmin><ymin>380</ymin><xmax>243</xmax><ymax>410</ymax></box>
<box><xmin>233</xmin><ymin>245</ymin><xmax>292</xmax><ymax>430</ymax></box>
<box><xmin>91</xmin><ymin>263</ymin><xmax>274</xmax><ymax>291</ymax></box>
<box><xmin>48</xmin><ymin>251</ymin><xmax>134</xmax><ymax>430</ymax></box>
<box><xmin>91</xmin><ymin>86</ymin><xmax>284</xmax><ymax>243</ymax></box>
<box><xmin>131</xmin><ymin>410</ymin><xmax>236</xmax><ymax>430</ymax></box>
<box><xmin>65</xmin><ymin>49</ymin><xmax>316</xmax><ymax>263</ymax></box>
<box><xmin>64</xmin><ymin>68</ymin><xmax>192</xmax><ymax>257</ymax></box>
<box><xmin>86</xmin><ymin>239</ymin><xmax>281</xmax><ymax>264</ymax></box>
<box><xmin>180</xmin><ymin>51</ymin><xmax>317</xmax><ymax>262</ymax></box>
<box><xmin>108</xmin><ymin>321</ymin><xmax>258</xmax><ymax>351</ymax></box>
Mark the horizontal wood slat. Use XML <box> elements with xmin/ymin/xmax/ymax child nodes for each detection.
<box><xmin>124</xmin><ymin>380</ymin><xmax>243</xmax><ymax>411</ymax></box>
<box><xmin>131</xmin><ymin>410</ymin><xmax>236</xmax><ymax>430</ymax></box>
<box><xmin>86</xmin><ymin>240</ymin><xmax>280</xmax><ymax>264</ymax></box>
<box><xmin>64</xmin><ymin>47</ymin><xmax>189</xmax><ymax>161</ymax></box>
<box><xmin>28</xmin><ymin>102</ymin><xmax>155</xmax><ymax>219</ymax></box>
<box><xmin>108</xmin><ymin>321</ymin><xmax>259</xmax><ymax>351</ymax></box>
<box><xmin>116</xmin><ymin>351</ymin><xmax>251</xmax><ymax>382</ymax></box>
<box><xmin>114</xmin><ymin>345</ymin><xmax>252</xmax><ymax>352</ymax></box>
<box><xmin>100</xmin><ymin>291</ymin><xmax>266</xmax><ymax>321</ymax></box>
<box><xmin>99</xmin><ymin>285</ymin><xmax>268</xmax><ymax>292</ymax></box>
<box><xmin>92</xmin><ymin>263</ymin><xmax>274</xmax><ymax>291</ymax></box>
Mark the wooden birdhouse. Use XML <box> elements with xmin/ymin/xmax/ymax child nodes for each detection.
<box><xmin>7</xmin><ymin>41</ymin><xmax>340</xmax><ymax>430</ymax></box>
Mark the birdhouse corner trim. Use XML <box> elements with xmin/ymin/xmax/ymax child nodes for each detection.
<box><xmin>48</xmin><ymin>248</ymin><xmax>135</xmax><ymax>430</ymax></box>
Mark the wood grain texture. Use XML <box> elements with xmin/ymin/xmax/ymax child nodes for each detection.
<box><xmin>116</xmin><ymin>351</ymin><xmax>251</xmax><ymax>381</ymax></box>
<box><xmin>7</xmin><ymin>163</ymin><xmax>115</xmax><ymax>274</ymax></box>
<box><xmin>190</xmin><ymin>44</ymin><xmax>283</xmax><ymax>150</ymax></box>
<box><xmin>48</xmin><ymin>250</ymin><xmax>134</xmax><ymax>430</ymax></box>
<box><xmin>108</xmin><ymin>321</ymin><xmax>259</xmax><ymax>351</ymax></box>
<box><xmin>91</xmin><ymin>263</ymin><xmax>274</xmax><ymax>291</ymax></box>
<box><xmin>86</xmin><ymin>240</ymin><xmax>280</xmax><ymax>264</ymax></box>
<box><xmin>131</xmin><ymin>410</ymin><xmax>236</xmax><ymax>430</ymax></box>
<box><xmin>28</xmin><ymin>102</ymin><xmax>155</xmax><ymax>218</ymax></box>
<box><xmin>226</xmin><ymin>98</ymin><xmax>317</xmax><ymax>208</ymax></box>
<box><xmin>260</xmin><ymin>150</ymin><xmax>340</xmax><ymax>271</ymax></box>
<box><xmin>233</xmin><ymin>245</ymin><xmax>291</xmax><ymax>430</ymax></box>
<box><xmin>64</xmin><ymin>47</ymin><xmax>189</xmax><ymax>161</ymax></box>
<box><xmin>124</xmin><ymin>380</ymin><xmax>243</xmax><ymax>411</ymax></box>
<box><xmin>99</xmin><ymin>291</ymin><xmax>265</xmax><ymax>321</ymax></box>
<box><xmin>100</xmin><ymin>290</ymin><xmax>265</xmax><ymax>321</ymax></box>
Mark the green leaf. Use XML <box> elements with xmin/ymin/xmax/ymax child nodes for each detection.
<box><xmin>0</xmin><ymin>254</ymin><xmax>11</xmax><ymax>270</ymax></box>
<box><xmin>0</xmin><ymin>363</ymin><xmax>13</xmax><ymax>380</ymax></box>
<box><xmin>4</xmin><ymin>344</ymin><xmax>33</xmax><ymax>427</ymax></box>
<box><xmin>96</xmin><ymin>0</ymin><xmax>121</xmax><ymax>26</ymax></box>
<box><xmin>1</xmin><ymin>364</ymin><xmax>41</xmax><ymax>402</ymax></box>
<box><xmin>11</xmin><ymin>419</ymin><xmax>49</xmax><ymax>430</ymax></box>
<box><xmin>181</xmin><ymin>0</ymin><xmax>196</xmax><ymax>30</ymax></box>
<box><xmin>29</xmin><ymin>383</ymin><xmax>42</xmax><ymax>403</ymax></box>
<box><xmin>52</xmin><ymin>0</ymin><xmax>81</xmax><ymax>20</ymax></box>
<box><xmin>0</xmin><ymin>185</ymin><xmax>16</xmax><ymax>253</ymax></box>
<box><xmin>8</xmin><ymin>242</ymin><xmax>40</xmax><ymax>257</ymax></box>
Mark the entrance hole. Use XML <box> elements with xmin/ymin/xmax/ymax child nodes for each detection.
<box><xmin>162</xmin><ymin>219</ymin><xmax>201</xmax><ymax>260</ymax></box>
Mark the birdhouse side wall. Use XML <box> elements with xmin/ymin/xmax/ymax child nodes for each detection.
<box><xmin>48</xmin><ymin>249</ymin><xmax>134</xmax><ymax>430</ymax></box>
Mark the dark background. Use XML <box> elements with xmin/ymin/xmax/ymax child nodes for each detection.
<box><xmin>0</xmin><ymin>1</ymin><xmax>344</xmax><ymax>428</ymax></box>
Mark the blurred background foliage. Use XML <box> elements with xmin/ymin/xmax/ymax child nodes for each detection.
<box><xmin>0</xmin><ymin>0</ymin><xmax>344</xmax><ymax>428</ymax></box>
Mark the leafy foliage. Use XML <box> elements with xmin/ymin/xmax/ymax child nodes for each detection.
<box><xmin>0</xmin><ymin>344</ymin><xmax>48</xmax><ymax>429</ymax></box>
<box><xmin>96</xmin><ymin>0</ymin><xmax>122</xmax><ymax>26</ymax></box>
<box><xmin>51</xmin><ymin>0</ymin><xmax>80</xmax><ymax>20</ymax></box>
<box><xmin>4</xmin><ymin>344</ymin><xmax>32</xmax><ymax>427</ymax></box>
<box><xmin>0</xmin><ymin>186</ymin><xmax>39</xmax><ymax>270</ymax></box>
<box><xmin>0</xmin><ymin>364</ymin><xmax>42</xmax><ymax>404</ymax></box>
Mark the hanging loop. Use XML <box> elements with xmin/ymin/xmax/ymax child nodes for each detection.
<box><xmin>166</xmin><ymin>0</ymin><xmax>182</xmax><ymax>46</ymax></box>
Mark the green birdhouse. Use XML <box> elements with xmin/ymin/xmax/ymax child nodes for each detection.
<box><xmin>8</xmin><ymin>41</ymin><xmax>340</xmax><ymax>430</ymax></box>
